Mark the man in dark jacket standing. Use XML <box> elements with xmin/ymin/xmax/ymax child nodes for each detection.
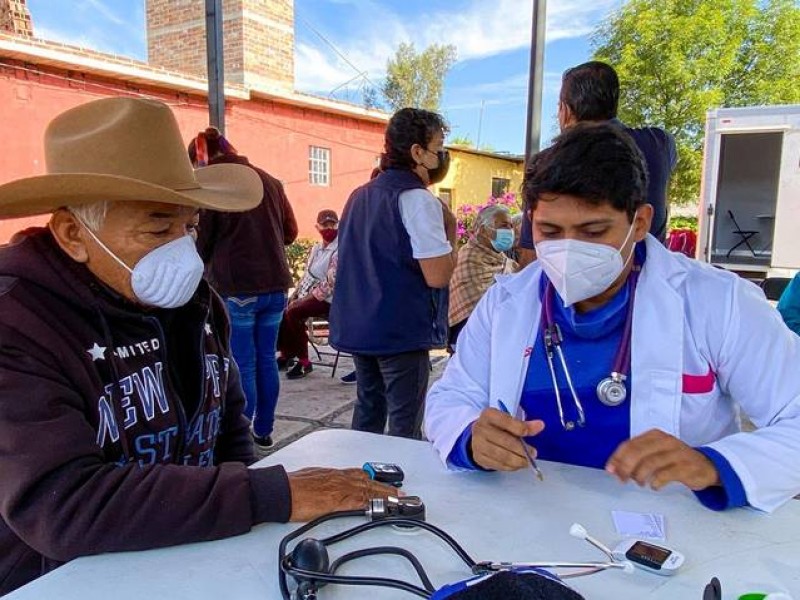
<box><xmin>190</xmin><ymin>128</ymin><xmax>298</xmax><ymax>449</ymax></box>
<box><xmin>517</xmin><ymin>61</ymin><xmax>677</xmax><ymax>265</ymax></box>
<box><xmin>330</xmin><ymin>108</ymin><xmax>458</xmax><ymax>439</ymax></box>
<box><xmin>0</xmin><ymin>98</ymin><xmax>392</xmax><ymax>596</ymax></box>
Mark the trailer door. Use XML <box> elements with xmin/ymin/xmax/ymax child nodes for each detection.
<box><xmin>710</xmin><ymin>132</ymin><xmax>783</xmax><ymax>267</ymax></box>
<box><xmin>772</xmin><ymin>128</ymin><xmax>800</xmax><ymax>270</ymax></box>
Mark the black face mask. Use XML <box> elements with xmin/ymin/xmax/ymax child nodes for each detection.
<box><xmin>426</xmin><ymin>150</ymin><xmax>450</xmax><ymax>184</ymax></box>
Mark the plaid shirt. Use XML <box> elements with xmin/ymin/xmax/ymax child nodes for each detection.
<box><xmin>449</xmin><ymin>238</ymin><xmax>518</xmax><ymax>326</ymax></box>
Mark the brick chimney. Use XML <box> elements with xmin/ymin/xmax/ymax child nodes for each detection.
<box><xmin>0</xmin><ymin>0</ymin><xmax>34</xmax><ymax>37</ymax></box>
<box><xmin>145</xmin><ymin>0</ymin><xmax>294</xmax><ymax>92</ymax></box>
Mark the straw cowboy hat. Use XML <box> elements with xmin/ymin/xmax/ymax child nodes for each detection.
<box><xmin>0</xmin><ymin>97</ymin><xmax>262</xmax><ymax>218</ymax></box>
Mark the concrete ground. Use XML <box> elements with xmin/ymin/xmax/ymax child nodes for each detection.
<box><xmin>258</xmin><ymin>347</ymin><xmax>449</xmax><ymax>458</ymax></box>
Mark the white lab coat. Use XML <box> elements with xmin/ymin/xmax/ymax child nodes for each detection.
<box><xmin>425</xmin><ymin>236</ymin><xmax>800</xmax><ymax>513</ymax></box>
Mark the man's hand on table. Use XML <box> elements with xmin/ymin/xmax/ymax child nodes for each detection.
<box><xmin>470</xmin><ymin>408</ymin><xmax>545</xmax><ymax>471</ymax></box>
<box><xmin>287</xmin><ymin>467</ymin><xmax>398</xmax><ymax>521</ymax></box>
<box><xmin>606</xmin><ymin>429</ymin><xmax>721</xmax><ymax>491</ymax></box>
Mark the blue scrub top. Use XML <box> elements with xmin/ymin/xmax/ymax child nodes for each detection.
<box><xmin>520</xmin><ymin>269</ymin><xmax>633</xmax><ymax>469</ymax></box>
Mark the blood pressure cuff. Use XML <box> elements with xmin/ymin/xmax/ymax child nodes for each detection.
<box><xmin>430</xmin><ymin>567</ymin><xmax>586</xmax><ymax>600</ymax></box>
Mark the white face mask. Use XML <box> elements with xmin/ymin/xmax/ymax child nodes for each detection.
<box><xmin>535</xmin><ymin>219</ymin><xmax>637</xmax><ymax>307</ymax></box>
<box><xmin>79</xmin><ymin>221</ymin><xmax>204</xmax><ymax>309</ymax></box>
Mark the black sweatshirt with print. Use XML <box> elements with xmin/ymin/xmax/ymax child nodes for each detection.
<box><xmin>0</xmin><ymin>230</ymin><xmax>291</xmax><ymax>595</ymax></box>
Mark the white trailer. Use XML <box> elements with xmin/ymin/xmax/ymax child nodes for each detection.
<box><xmin>696</xmin><ymin>105</ymin><xmax>800</xmax><ymax>279</ymax></box>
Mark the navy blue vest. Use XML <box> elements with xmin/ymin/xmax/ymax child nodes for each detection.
<box><xmin>329</xmin><ymin>169</ymin><xmax>449</xmax><ymax>355</ymax></box>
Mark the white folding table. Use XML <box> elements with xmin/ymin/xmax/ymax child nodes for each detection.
<box><xmin>8</xmin><ymin>429</ymin><xmax>800</xmax><ymax>599</ymax></box>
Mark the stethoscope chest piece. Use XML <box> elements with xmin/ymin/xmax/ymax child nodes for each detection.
<box><xmin>596</xmin><ymin>372</ymin><xmax>627</xmax><ymax>407</ymax></box>
<box><xmin>541</xmin><ymin>259</ymin><xmax>641</xmax><ymax>429</ymax></box>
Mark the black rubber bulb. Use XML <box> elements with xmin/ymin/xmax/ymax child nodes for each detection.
<box><xmin>291</xmin><ymin>538</ymin><xmax>330</xmax><ymax>584</ymax></box>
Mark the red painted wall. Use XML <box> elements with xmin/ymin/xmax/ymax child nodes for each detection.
<box><xmin>0</xmin><ymin>60</ymin><xmax>385</xmax><ymax>244</ymax></box>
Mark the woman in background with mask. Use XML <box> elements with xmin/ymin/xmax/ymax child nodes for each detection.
<box><xmin>330</xmin><ymin>108</ymin><xmax>458</xmax><ymax>439</ymax></box>
<box><xmin>425</xmin><ymin>123</ymin><xmax>800</xmax><ymax>514</ymax></box>
<box><xmin>448</xmin><ymin>204</ymin><xmax>518</xmax><ymax>352</ymax></box>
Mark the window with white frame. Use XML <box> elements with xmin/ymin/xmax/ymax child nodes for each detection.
<box><xmin>309</xmin><ymin>146</ymin><xmax>331</xmax><ymax>186</ymax></box>
<box><xmin>438</xmin><ymin>188</ymin><xmax>453</xmax><ymax>209</ymax></box>
<box><xmin>491</xmin><ymin>177</ymin><xmax>510</xmax><ymax>197</ymax></box>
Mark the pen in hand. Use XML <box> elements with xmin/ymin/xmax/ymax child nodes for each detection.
<box><xmin>497</xmin><ymin>400</ymin><xmax>544</xmax><ymax>481</ymax></box>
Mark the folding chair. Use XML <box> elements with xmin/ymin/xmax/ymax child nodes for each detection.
<box><xmin>726</xmin><ymin>210</ymin><xmax>758</xmax><ymax>258</ymax></box>
<box><xmin>760</xmin><ymin>277</ymin><xmax>791</xmax><ymax>302</ymax></box>
<box><xmin>306</xmin><ymin>317</ymin><xmax>349</xmax><ymax>377</ymax></box>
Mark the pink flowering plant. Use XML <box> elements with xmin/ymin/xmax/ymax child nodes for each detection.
<box><xmin>456</xmin><ymin>192</ymin><xmax>521</xmax><ymax>246</ymax></box>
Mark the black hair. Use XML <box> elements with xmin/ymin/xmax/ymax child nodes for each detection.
<box><xmin>523</xmin><ymin>122</ymin><xmax>648</xmax><ymax>221</ymax></box>
<box><xmin>382</xmin><ymin>108</ymin><xmax>448</xmax><ymax>170</ymax></box>
<box><xmin>560</xmin><ymin>61</ymin><xmax>619</xmax><ymax>122</ymax></box>
<box><xmin>187</xmin><ymin>127</ymin><xmax>237</xmax><ymax>165</ymax></box>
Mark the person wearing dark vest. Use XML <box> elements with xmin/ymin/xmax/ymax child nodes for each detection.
<box><xmin>330</xmin><ymin>108</ymin><xmax>457</xmax><ymax>439</ymax></box>
<box><xmin>517</xmin><ymin>61</ymin><xmax>677</xmax><ymax>267</ymax></box>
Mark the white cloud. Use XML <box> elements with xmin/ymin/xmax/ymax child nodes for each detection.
<box><xmin>423</xmin><ymin>0</ymin><xmax>620</xmax><ymax>62</ymax></box>
<box><xmin>29</xmin><ymin>1</ymin><xmax>145</xmax><ymax>58</ymax></box>
<box><xmin>295</xmin><ymin>41</ymin><xmax>389</xmax><ymax>93</ymax></box>
<box><xmin>34</xmin><ymin>24</ymin><xmax>118</xmax><ymax>54</ymax></box>
<box><xmin>295</xmin><ymin>0</ymin><xmax>622</xmax><ymax>95</ymax></box>
<box><xmin>80</xmin><ymin>0</ymin><xmax>126</xmax><ymax>26</ymax></box>
<box><xmin>443</xmin><ymin>71</ymin><xmax>562</xmax><ymax>111</ymax></box>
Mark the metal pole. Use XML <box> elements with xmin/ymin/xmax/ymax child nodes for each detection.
<box><xmin>524</xmin><ymin>0</ymin><xmax>547</xmax><ymax>160</ymax></box>
<box><xmin>205</xmin><ymin>0</ymin><xmax>225</xmax><ymax>133</ymax></box>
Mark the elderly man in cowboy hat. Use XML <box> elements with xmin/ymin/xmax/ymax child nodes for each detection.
<box><xmin>0</xmin><ymin>97</ymin><xmax>393</xmax><ymax>595</ymax></box>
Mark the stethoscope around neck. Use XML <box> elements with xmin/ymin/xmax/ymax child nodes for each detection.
<box><xmin>540</xmin><ymin>263</ymin><xmax>641</xmax><ymax>431</ymax></box>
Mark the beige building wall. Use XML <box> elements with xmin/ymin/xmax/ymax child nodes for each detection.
<box><xmin>432</xmin><ymin>147</ymin><xmax>524</xmax><ymax>210</ymax></box>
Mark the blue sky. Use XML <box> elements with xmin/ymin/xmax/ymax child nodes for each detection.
<box><xmin>26</xmin><ymin>0</ymin><xmax>623</xmax><ymax>154</ymax></box>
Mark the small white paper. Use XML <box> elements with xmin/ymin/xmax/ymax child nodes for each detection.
<box><xmin>612</xmin><ymin>510</ymin><xmax>666</xmax><ymax>541</ymax></box>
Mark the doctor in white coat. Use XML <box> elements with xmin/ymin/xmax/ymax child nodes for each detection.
<box><xmin>425</xmin><ymin>123</ymin><xmax>800</xmax><ymax>513</ymax></box>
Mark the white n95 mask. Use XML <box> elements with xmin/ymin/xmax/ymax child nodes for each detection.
<box><xmin>79</xmin><ymin>222</ymin><xmax>204</xmax><ymax>309</ymax></box>
<box><xmin>536</xmin><ymin>220</ymin><xmax>637</xmax><ymax>307</ymax></box>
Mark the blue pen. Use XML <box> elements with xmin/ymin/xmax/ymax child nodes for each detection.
<box><xmin>497</xmin><ymin>400</ymin><xmax>544</xmax><ymax>481</ymax></box>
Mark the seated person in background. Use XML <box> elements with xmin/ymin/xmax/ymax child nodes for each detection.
<box><xmin>277</xmin><ymin>209</ymin><xmax>340</xmax><ymax>379</ymax></box>
<box><xmin>448</xmin><ymin>205</ymin><xmax>518</xmax><ymax>351</ymax></box>
<box><xmin>778</xmin><ymin>272</ymin><xmax>800</xmax><ymax>335</ymax></box>
<box><xmin>425</xmin><ymin>122</ymin><xmax>800</xmax><ymax>513</ymax></box>
<box><xmin>0</xmin><ymin>98</ymin><xmax>393</xmax><ymax>595</ymax></box>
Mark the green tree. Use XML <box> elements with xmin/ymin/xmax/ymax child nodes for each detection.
<box><xmin>449</xmin><ymin>134</ymin><xmax>474</xmax><ymax>147</ymax></box>
<box><xmin>725</xmin><ymin>0</ymin><xmax>800</xmax><ymax>106</ymax></box>
<box><xmin>362</xmin><ymin>85</ymin><xmax>380</xmax><ymax>110</ymax></box>
<box><xmin>593</xmin><ymin>0</ymin><xmax>800</xmax><ymax>206</ymax></box>
<box><xmin>382</xmin><ymin>42</ymin><xmax>457</xmax><ymax>111</ymax></box>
